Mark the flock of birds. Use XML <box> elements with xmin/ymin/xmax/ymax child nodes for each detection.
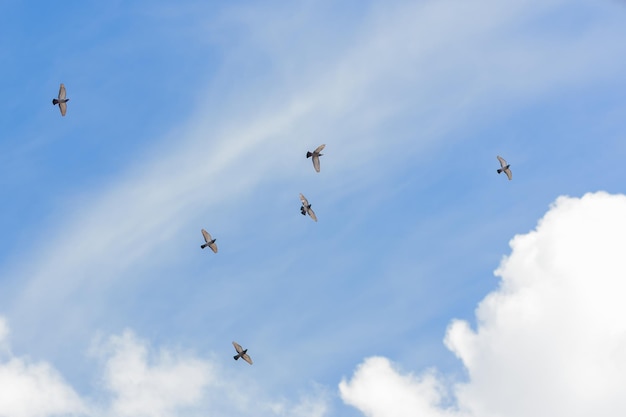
<box><xmin>52</xmin><ymin>83</ymin><xmax>512</xmax><ymax>365</ymax></box>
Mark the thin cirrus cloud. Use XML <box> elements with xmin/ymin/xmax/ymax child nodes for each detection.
<box><xmin>340</xmin><ymin>192</ymin><xmax>626</xmax><ymax>417</ymax></box>
<box><xmin>5</xmin><ymin>0</ymin><xmax>624</xmax><ymax>323</ymax></box>
<box><xmin>14</xmin><ymin>187</ymin><xmax>626</xmax><ymax>417</ymax></box>
<box><xmin>0</xmin><ymin>0</ymin><xmax>624</xmax><ymax>415</ymax></box>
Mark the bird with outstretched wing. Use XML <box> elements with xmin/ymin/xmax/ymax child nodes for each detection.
<box><xmin>232</xmin><ymin>341</ymin><xmax>253</xmax><ymax>365</ymax></box>
<box><xmin>497</xmin><ymin>155</ymin><xmax>512</xmax><ymax>180</ymax></box>
<box><xmin>200</xmin><ymin>229</ymin><xmax>218</xmax><ymax>253</ymax></box>
<box><xmin>299</xmin><ymin>193</ymin><xmax>317</xmax><ymax>222</ymax></box>
<box><xmin>306</xmin><ymin>144</ymin><xmax>325</xmax><ymax>173</ymax></box>
<box><xmin>52</xmin><ymin>83</ymin><xmax>69</xmax><ymax>116</ymax></box>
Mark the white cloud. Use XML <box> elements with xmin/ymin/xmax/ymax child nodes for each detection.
<box><xmin>0</xmin><ymin>320</ymin><xmax>329</xmax><ymax>417</ymax></box>
<box><xmin>94</xmin><ymin>330</ymin><xmax>212</xmax><ymax>417</ymax></box>
<box><xmin>4</xmin><ymin>0</ymin><xmax>624</xmax><ymax>360</ymax></box>
<box><xmin>2</xmin><ymin>0</ymin><xmax>626</xmax><ymax>414</ymax></box>
<box><xmin>340</xmin><ymin>192</ymin><xmax>626</xmax><ymax>417</ymax></box>
<box><xmin>0</xmin><ymin>320</ymin><xmax>86</xmax><ymax>417</ymax></box>
<box><xmin>340</xmin><ymin>357</ymin><xmax>455</xmax><ymax>417</ymax></box>
<box><xmin>0</xmin><ymin>324</ymin><xmax>209</xmax><ymax>417</ymax></box>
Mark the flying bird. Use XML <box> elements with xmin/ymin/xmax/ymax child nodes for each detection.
<box><xmin>52</xmin><ymin>83</ymin><xmax>69</xmax><ymax>116</ymax></box>
<box><xmin>299</xmin><ymin>193</ymin><xmax>317</xmax><ymax>222</ymax></box>
<box><xmin>306</xmin><ymin>144</ymin><xmax>325</xmax><ymax>172</ymax></box>
<box><xmin>200</xmin><ymin>229</ymin><xmax>218</xmax><ymax>253</ymax></box>
<box><xmin>497</xmin><ymin>156</ymin><xmax>512</xmax><ymax>180</ymax></box>
<box><xmin>232</xmin><ymin>341</ymin><xmax>253</xmax><ymax>365</ymax></box>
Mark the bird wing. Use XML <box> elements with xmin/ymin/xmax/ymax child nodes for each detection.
<box><xmin>58</xmin><ymin>83</ymin><xmax>66</xmax><ymax>100</ymax></box>
<box><xmin>299</xmin><ymin>193</ymin><xmax>309</xmax><ymax>206</ymax></box>
<box><xmin>209</xmin><ymin>242</ymin><xmax>218</xmax><ymax>253</ymax></box>
<box><xmin>232</xmin><ymin>341</ymin><xmax>244</xmax><ymax>354</ymax></box>
<box><xmin>314</xmin><ymin>144</ymin><xmax>325</xmax><ymax>153</ymax></box>
<box><xmin>504</xmin><ymin>168</ymin><xmax>512</xmax><ymax>180</ymax></box>
<box><xmin>308</xmin><ymin>207</ymin><xmax>318</xmax><ymax>222</ymax></box>
<box><xmin>201</xmin><ymin>229</ymin><xmax>212</xmax><ymax>243</ymax></box>
<box><xmin>59</xmin><ymin>101</ymin><xmax>67</xmax><ymax>116</ymax></box>
<box><xmin>497</xmin><ymin>155</ymin><xmax>507</xmax><ymax>168</ymax></box>
<box><xmin>312</xmin><ymin>155</ymin><xmax>321</xmax><ymax>172</ymax></box>
<box><xmin>241</xmin><ymin>353</ymin><xmax>253</xmax><ymax>365</ymax></box>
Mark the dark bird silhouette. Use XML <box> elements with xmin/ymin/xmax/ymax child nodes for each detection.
<box><xmin>299</xmin><ymin>193</ymin><xmax>317</xmax><ymax>222</ymax></box>
<box><xmin>200</xmin><ymin>229</ymin><xmax>218</xmax><ymax>253</ymax></box>
<box><xmin>497</xmin><ymin>156</ymin><xmax>512</xmax><ymax>180</ymax></box>
<box><xmin>306</xmin><ymin>144</ymin><xmax>325</xmax><ymax>172</ymax></box>
<box><xmin>232</xmin><ymin>341</ymin><xmax>253</xmax><ymax>365</ymax></box>
<box><xmin>52</xmin><ymin>83</ymin><xmax>69</xmax><ymax>116</ymax></box>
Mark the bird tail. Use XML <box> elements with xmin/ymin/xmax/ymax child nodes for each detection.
<box><xmin>306</xmin><ymin>151</ymin><xmax>312</xmax><ymax>158</ymax></box>
<box><xmin>201</xmin><ymin>244</ymin><xmax>208</xmax><ymax>249</ymax></box>
<box><xmin>497</xmin><ymin>169</ymin><xmax>502</xmax><ymax>174</ymax></box>
<box><xmin>52</xmin><ymin>99</ymin><xmax>59</xmax><ymax>105</ymax></box>
<box><xmin>233</xmin><ymin>355</ymin><xmax>239</xmax><ymax>360</ymax></box>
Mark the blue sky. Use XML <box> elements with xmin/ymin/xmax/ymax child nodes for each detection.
<box><xmin>1</xmin><ymin>0</ymin><xmax>625</xmax><ymax>416</ymax></box>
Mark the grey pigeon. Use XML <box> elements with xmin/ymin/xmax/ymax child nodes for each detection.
<box><xmin>306</xmin><ymin>144</ymin><xmax>325</xmax><ymax>173</ymax></box>
<box><xmin>232</xmin><ymin>341</ymin><xmax>253</xmax><ymax>365</ymax></box>
<box><xmin>299</xmin><ymin>193</ymin><xmax>317</xmax><ymax>222</ymax></box>
<box><xmin>200</xmin><ymin>229</ymin><xmax>218</xmax><ymax>253</ymax></box>
<box><xmin>497</xmin><ymin>156</ymin><xmax>512</xmax><ymax>180</ymax></box>
<box><xmin>52</xmin><ymin>83</ymin><xmax>69</xmax><ymax>116</ymax></box>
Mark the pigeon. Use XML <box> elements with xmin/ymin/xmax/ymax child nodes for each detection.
<box><xmin>497</xmin><ymin>156</ymin><xmax>512</xmax><ymax>180</ymax></box>
<box><xmin>52</xmin><ymin>83</ymin><xmax>69</xmax><ymax>116</ymax></box>
<box><xmin>200</xmin><ymin>229</ymin><xmax>218</xmax><ymax>253</ymax></box>
<box><xmin>306</xmin><ymin>144</ymin><xmax>325</xmax><ymax>173</ymax></box>
<box><xmin>299</xmin><ymin>193</ymin><xmax>317</xmax><ymax>222</ymax></box>
<box><xmin>232</xmin><ymin>341</ymin><xmax>253</xmax><ymax>365</ymax></box>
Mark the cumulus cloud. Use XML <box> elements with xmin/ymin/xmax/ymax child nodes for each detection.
<box><xmin>0</xmin><ymin>321</ymin><xmax>329</xmax><ymax>417</ymax></box>
<box><xmin>93</xmin><ymin>330</ymin><xmax>212</xmax><ymax>417</ymax></box>
<box><xmin>340</xmin><ymin>192</ymin><xmax>626</xmax><ymax>417</ymax></box>
<box><xmin>0</xmin><ymin>319</ymin><xmax>86</xmax><ymax>417</ymax></box>
<box><xmin>340</xmin><ymin>357</ymin><xmax>455</xmax><ymax>417</ymax></box>
<box><xmin>0</xmin><ymin>325</ymin><xmax>210</xmax><ymax>417</ymax></box>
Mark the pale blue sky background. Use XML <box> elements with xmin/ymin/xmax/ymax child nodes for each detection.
<box><xmin>0</xmin><ymin>0</ymin><xmax>625</xmax><ymax>416</ymax></box>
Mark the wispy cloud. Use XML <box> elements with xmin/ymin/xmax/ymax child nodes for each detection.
<box><xmin>1</xmin><ymin>0</ymin><xmax>625</xmax><ymax>414</ymax></box>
